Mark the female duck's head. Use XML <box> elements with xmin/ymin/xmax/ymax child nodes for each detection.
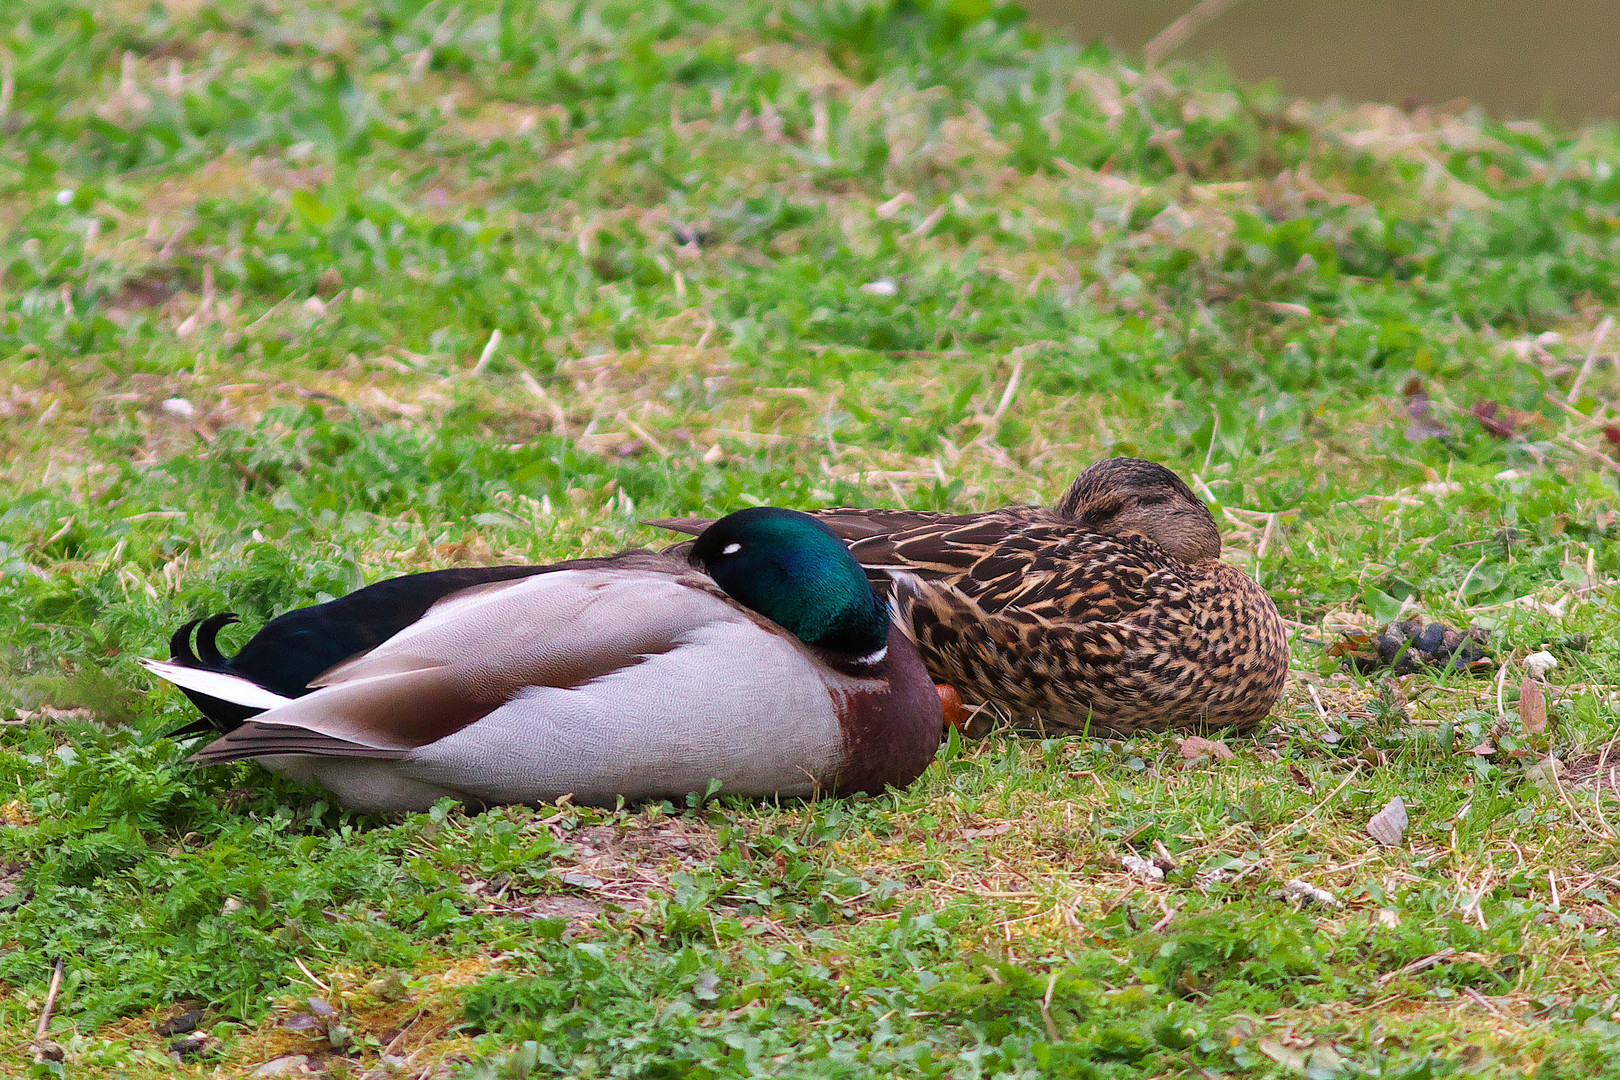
<box><xmin>689</xmin><ymin>507</ymin><xmax>890</xmax><ymax>663</ymax></box>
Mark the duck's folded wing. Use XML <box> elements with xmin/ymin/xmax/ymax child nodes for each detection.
<box><xmin>188</xmin><ymin>567</ymin><xmax>741</xmax><ymax>765</ymax></box>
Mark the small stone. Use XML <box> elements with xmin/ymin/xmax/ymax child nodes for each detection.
<box><xmin>156</xmin><ymin>1008</ymin><xmax>202</xmax><ymax>1035</ymax></box>
<box><xmin>559</xmin><ymin>872</ymin><xmax>605</xmax><ymax>890</ymax></box>
<box><xmin>168</xmin><ymin>1033</ymin><xmax>219</xmax><ymax>1060</ymax></box>
<box><xmin>1282</xmin><ymin>879</ymin><xmax>1340</xmax><ymax>907</ymax></box>
<box><xmin>1524</xmin><ymin>651</ymin><xmax>1558</xmax><ymax>679</ymax></box>
<box><xmin>161</xmin><ymin>397</ymin><xmax>197</xmax><ymax>418</ymax></box>
<box><xmin>1121</xmin><ymin>854</ymin><xmax>1164</xmax><ymax>881</ymax></box>
<box><xmin>859</xmin><ymin>278</ymin><xmax>898</xmax><ymax>297</ymax></box>
<box><xmin>249</xmin><ymin>1055</ymin><xmax>311</xmax><ymax>1077</ymax></box>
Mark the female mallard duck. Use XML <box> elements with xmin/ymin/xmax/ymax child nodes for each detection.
<box><xmin>652</xmin><ymin>459</ymin><xmax>1288</xmax><ymax>737</ymax></box>
<box><xmin>140</xmin><ymin>508</ymin><xmax>944</xmax><ymax>811</ymax></box>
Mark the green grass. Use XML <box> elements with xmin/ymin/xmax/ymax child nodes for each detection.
<box><xmin>6</xmin><ymin>0</ymin><xmax>1620</xmax><ymax>1075</ymax></box>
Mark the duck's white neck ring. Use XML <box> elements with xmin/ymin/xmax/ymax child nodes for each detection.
<box><xmin>851</xmin><ymin>645</ymin><xmax>888</xmax><ymax>666</ymax></box>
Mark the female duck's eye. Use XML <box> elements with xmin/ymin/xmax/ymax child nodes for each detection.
<box><xmin>1084</xmin><ymin>504</ymin><xmax>1121</xmax><ymax>523</ymax></box>
<box><xmin>721</xmin><ymin>542</ymin><xmax>743</xmax><ymax>555</ymax></box>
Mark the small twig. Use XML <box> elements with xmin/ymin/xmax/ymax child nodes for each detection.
<box><xmin>1464</xmin><ymin>987</ymin><xmax>1506</xmax><ymax>1018</ymax></box>
<box><xmin>35</xmin><ymin>958</ymin><xmax>64</xmax><ymax>1042</ymax></box>
<box><xmin>1377</xmin><ymin>947</ymin><xmax>1457</xmax><ymax>986</ymax></box>
<box><xmin>1456</xmin><ymin>552</ymin><xmax>1488</xmax><ymax>607</ymax></box>
<box><xmin>174</xmin><ymin>263</ymin><xmax>216</xmax><ymax>338</ymax></box>
<box><xmin>519</xmin><ymin>370</ymin><xmax>569</xmax><ymax>432</ymax></box>
<box><xmin>1280</xmin><ymin>763</ymin><xmax>1362</xmax><ymax>837</ymax></box>
<box><xmin>1144</xmin><ymin>0</ymin><xmax>1247</xmax><ymax>68</ymax></box>
<box><xmin>984</xmin><ymin>358</ymin><xmax>1024</xmax><ymax>432</ymax></box>
<box><xmin>1463</xmin><ymin>871</ymin><xmax>1493</xmax><ymax>929</ymax></box>
<box><xmin>1038</xmin><ymin>970</ymin><xmax>1060</xmax><ymax>1042</ymax></box>
<box><xmin>471</xmin><ymin>327</ymin><xmax>502</xmax><ymax>375</ymax></box>
<box><xmin>1567</xmin><ymin>315</ymin><xmax>1614</xmax><ymax>404</ymax></box>
<box><xmin>1555</xmin><ymin>432</ymin><xmax>1620</xmax><ymax>475</ymax></box>
<box><xmin>1594</xmin><ymin>733</ymin><xmax>1620</xmax><ymax>837</ymax></box>
<box><xmin>621</xmin><ymin>414</ymin><xmax>671</xmax><ymax>458</ymax></box>
<box><xmin>1255</xmin><ymin>512</ymin><xmax>1279</xmax><ymax>562</ymax></box>
<box><xmin>293</xmin><ymin>956</ymin><xmax>330</xmax><ymax>992</ymax></box>
<box><xmin>0</xmin><ymin>49</ymin><xmax>15</xmax><ymax>125</ymax></box>
<box><xmin>1494</xmin><ymin>658</ymin><xmax>1511</xmax><ymax>724</ymax></box>
<box><xmin>900</xmin><ymin>204</ymin><xmax>947</xmax><ymax>243</ymax></box>
<box><xmin>245</xmin><ymin>290</ymin><xmax>300</xmax><ymax>331</ymax></box>
<box><xmin>382</xmin><ymin>1008</ymin><xmax>426</xmax><ymax>1057</ymax></box>
<box><xmin>1307</xmin><ymin>683</ymin><xmax>1329</xmax><ymax>721</ymax></box>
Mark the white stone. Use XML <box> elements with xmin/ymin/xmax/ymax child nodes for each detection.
<box><xmin>1524</xmin><ymin>651</ymin><xmax>1558</xmax><ymax>679</ymax></box>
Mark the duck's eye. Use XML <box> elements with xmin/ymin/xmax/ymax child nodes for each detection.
<box><xmin>1084</xmin><ymin>504</ymin><xmax>1121</xmax><ymax>523</ymax></box>
<box><xmin>721</xmin><ymin>542</ymin><xmax>743</xmax><ymax>555</ymax></box>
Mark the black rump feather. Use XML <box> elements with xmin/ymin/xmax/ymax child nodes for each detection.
<box><xmin>166</xmin><ymin>566</ymin><xmax>550</xmax><ymax>735</ymax></box>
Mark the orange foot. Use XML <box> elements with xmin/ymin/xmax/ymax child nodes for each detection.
<box><xmin>936</xmin><ymin>684</ymin><xmax>969</xmax><ymax>732</ymax></box>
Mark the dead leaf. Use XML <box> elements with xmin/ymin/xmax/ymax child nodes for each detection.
<box><xmin>1367</xmin><ymin>796</ymin><xmax>1409</xmax><ymax>847</ymax></box>
<box><xmin>962</xmin><ymin>823</ymin><xmax>1015</xmax><ymax>840</ymax></box>
<box><xmin>1403</xmin><ymin>378</ymin><xmax>1448</xmax><ymax>441</ymax></box>
<box><xmin>1179</xmin><ymin>736</ymin><xmax>1235</xmax><ymax>763</ymax></box>
<box><xmin>1287</xmin><ymin>763</ymin><xmax>1316</xmax><ymax>793</ymax></box>
<box><xmin>1464</xmin><ymin>741</ymin><xmax>1497</xmax><ymax>757</ymax></box>
<box><xmin>1524</xmin><ymin>757</ymin><xmax>1564</xmax><ymax>794</ymax></box>
<box><xmin>1472</xmin><ymin>399</ymin><xmax>1526</xmax><ymax>439</ymax></box>
<box><xmin>1518</xmin><ymin>676</ymin><xmax>1547</xmax><ymax>736</ymax></box>
<box><xmin>1357</xmin><ymin>745</ymin><xmax>1388</xmax><ymax>768</ymax></box>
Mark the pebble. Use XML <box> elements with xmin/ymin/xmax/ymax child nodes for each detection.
<box><xmin>1524</xmin><ymin>650</ymin><xmax>1558</xmax><ymax>679</ymax></box>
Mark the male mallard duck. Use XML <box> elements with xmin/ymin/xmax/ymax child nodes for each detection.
<box><xmin>652</xmin><ymin>459</ymin><xmax>1288</xmax><ymax>737</ymax></box>
<box><xmin>140</xmin><ymin>508</ymin><xmax>944</xmax><ymax>811</ymax></box>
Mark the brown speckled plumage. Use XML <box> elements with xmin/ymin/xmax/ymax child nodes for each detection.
<box><xmin>653</xmin><ymin>459</ymin><xmax>1289</xmax><ymax>737</ymax></box>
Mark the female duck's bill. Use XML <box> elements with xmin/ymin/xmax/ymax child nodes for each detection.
<box><xmin>141</xmin><ymin>508</ymin><xmax>944</xmax><ymax>812</ymax></box>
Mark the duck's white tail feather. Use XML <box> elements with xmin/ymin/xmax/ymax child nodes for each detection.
<box><xmin>138</xmin><ymin>658</ymin><xmax>294</xmax><ymax>711</ymax></box>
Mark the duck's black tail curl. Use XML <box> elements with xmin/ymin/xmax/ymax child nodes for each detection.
<box><xmin>164</xmin><ymin>613</ymin><xmax>261</xmax><ymax>736</ymax></box>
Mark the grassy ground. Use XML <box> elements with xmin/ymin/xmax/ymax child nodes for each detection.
<box><xmin>6</xmin><ymin>0</ymin><xmax>1620</xmax><ymax>1075</ymax></box>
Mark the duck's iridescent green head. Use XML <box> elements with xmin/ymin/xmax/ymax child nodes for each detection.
<box><xmin>689</xmin><ymin>507</ymin><xmax>890</xmax><ymax>662</ymax></box>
